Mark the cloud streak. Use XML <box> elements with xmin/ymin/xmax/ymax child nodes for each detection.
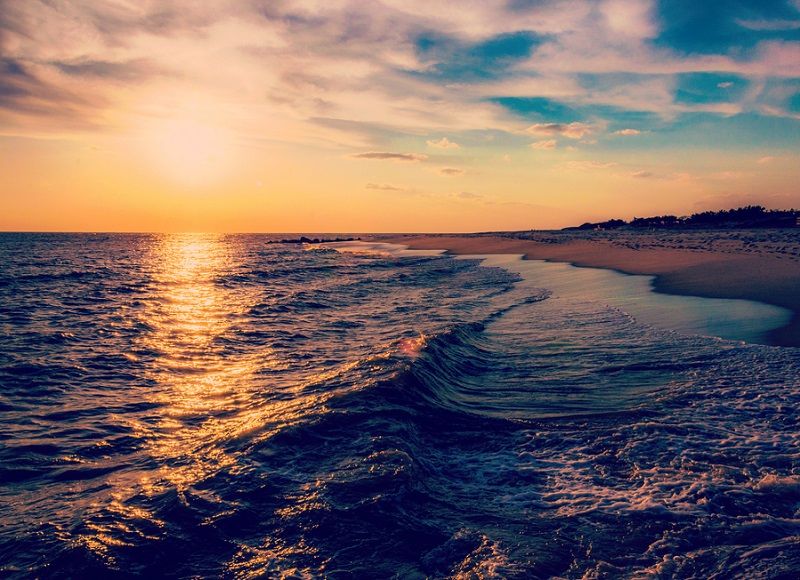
<box><xmin>439</xmin><ymin>167</ymin><xmax>465</xmax><ymax>175</ymax></box>
<box><xmin>352</xmin><ymin>152</ymin><xmax>427</xmax><ymax>162</ymax></box>
<box><xmin>531</xmin><ymin>139</ymin><xmax>557</xmax><ymax>149</ymax></box>
<box><xmin>526</xmin><ymin>122</ymin><xmax>595</xmax><ymax>139</ymax></box>
<box><xmin>427</xmin><ymin>137</ymin><xmax>460</xmax><ymax>149</ymax></box>
<box><xmin>366</xmin><ymin>182</ymin><xmax>406</xmax><ymax>191</ymax></box>
<box><xmin>561</xmin><ymin>160</ymin><xmax>619</xmax><ymax>171</ymax></box>
<box><xmin>614</xmin><ymin>128</ymin><xmax>641</xmax><ymax>136</ymax></box>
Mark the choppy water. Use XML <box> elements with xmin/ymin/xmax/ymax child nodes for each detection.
<box><xmin>1</xmin><ymin>233</ymin><xmax>799</xmax><ymax>578</ymax></box>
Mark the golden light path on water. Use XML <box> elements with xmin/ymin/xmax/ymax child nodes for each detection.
<box><xmin>78</xmin><ymin>233</ymin><xmax>268</xmax><ymax>561</ymax></box>
<box><xmin>137</xmin><ymin>233</ymin><xmax>262</xmax><ymax>493</ymax></box>
<box><xmin>76</xmin><ymin>234</ymin><xmax>407</xmax><ymax>569</ymax></box>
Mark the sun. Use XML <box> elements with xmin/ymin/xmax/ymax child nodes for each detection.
<box><xmin>143</xmin><ymin>118</ymin><xmax>234</xmax><ymax>187</ymax></box>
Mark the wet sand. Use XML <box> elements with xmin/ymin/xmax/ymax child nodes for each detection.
<box><xmin>374</xmin><ymin>231</ymin><xmax>800</xmax><ymax>347</ymax></box>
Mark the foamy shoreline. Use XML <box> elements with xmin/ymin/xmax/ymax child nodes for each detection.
<box><xmin>372</xmin><ymin>231</ymin><xmax>800</xmax><ymax>347</ymax></box>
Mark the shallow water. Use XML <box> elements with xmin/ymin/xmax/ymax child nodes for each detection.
<box><xmin>1</xmin><ymin>233</ymin><xmax>799</xmax><ymax>578</ymax></box>
<box><xmin>471</xmin><ymin>253</ymin><xmax>792</xmax><ymax>346</ymax></box>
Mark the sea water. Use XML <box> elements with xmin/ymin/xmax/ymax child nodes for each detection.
<box><xmin>1</xmin><ymin>233</ymin><xmax>799</xmax><ymax>578</ymax></box>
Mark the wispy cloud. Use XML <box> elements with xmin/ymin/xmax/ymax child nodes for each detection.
<box><xmin>531</xmin><ymin>139</ymin><xmax>557</xmax><ymax>149</ymax></box>
<box><xmin>366</xmin><ymin>182</ymin><xmax>407</xmax><ymax>191</ymax></box>
<box><xmin>439</xmin><ymin>167</ymin><xmax>465</xmax><ymax>175</ymax></box>
<box><xmin>426</xmin><ymin>137</ymin><xmax>460</xmax><ymax>149</ymax></box>
<box><xmin>352</xmin><ymin>152</ymin><xmax>427</xmax><ymax>162</ymax></box>
<box><xmin>561</xmin><ymin>160</ymin><xmax>618</xmax><ymax>171</ymax></box>
<box><xmin>0</xmin><ymin>57</ymin><xmax>111</xmax><ymax>130</ymax></box>
<box><xmin>52</xmin><ymin>58</ymin><xmax>164</xmax><ymax>82</ymax></box>
<box><xmin>735</xmin><ymin>18</ymin><xmax>800</xmax><ymax>32</ymax></box>
<box><xmin>613</xmin><ymin>128</ymin><xmax>641</xmax><ymax>136</ymax></box>
<box><xmin>526</xmin><ymin>122</ymin><xmax>595</xmax><ymax>139</ymax></box>
<box><xmin>456</xmin><ymin>191</ymin><xmax>482</xmax><ymax>199</ymax></box>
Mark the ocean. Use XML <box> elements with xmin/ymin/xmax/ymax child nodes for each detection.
<box><xmin>1</xmin><ymin>233</ymin><xmax>799</xmax><ymax>578</ymax></box>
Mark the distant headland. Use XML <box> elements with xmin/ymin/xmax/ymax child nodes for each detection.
<box><xmin>564</xmin><ymin>206</ymin><xmax>800</xmax><ymax>231</ymax></box>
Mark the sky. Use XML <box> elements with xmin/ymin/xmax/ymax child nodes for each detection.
<box><xmin>1</xmin><ymin>0</ymin><xmax>800</xmax><ymax>232</ymax></box>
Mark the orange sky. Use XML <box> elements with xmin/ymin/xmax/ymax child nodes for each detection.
<box><xmin>2</xmin><ymin>1</ymin><xmax>799</xmax><ymax>231</ymax></box>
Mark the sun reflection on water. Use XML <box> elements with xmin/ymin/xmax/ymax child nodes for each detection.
<box><xmin>77</xmin><ymin>234</ymin><xmax>387</xmax><ymax>564</ymax></box>
<box><xmin>132</xmin><ymin>234</ymin><xmax>343</xmax><ymax>494</ymax></box>
<box><xmin>135</xmin><ymin>233</ymin><xmax>264</xmax><ymax>491</ymax></box>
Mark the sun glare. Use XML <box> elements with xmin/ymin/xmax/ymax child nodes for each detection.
<box><xmin>144</xmin><ymin>118</ymin><xmax>234</xmax><ymax>187</ymax></box>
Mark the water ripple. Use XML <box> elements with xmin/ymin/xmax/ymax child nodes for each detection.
<box><xmin>1</xmin><ymin>233</ymin><xmax>799</xmax><ymax>578</ymax></box>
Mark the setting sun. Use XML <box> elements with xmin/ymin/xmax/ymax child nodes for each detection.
<box><xmin>142</xmin><ymin>119</ymin><xmax>234</xmax><ymax>187</ymax></box>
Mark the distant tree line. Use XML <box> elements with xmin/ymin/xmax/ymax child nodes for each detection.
<box><xmin>565</xmin><ymin>206</ymin><xmax>800</xmax><ymax>230</ymax></box>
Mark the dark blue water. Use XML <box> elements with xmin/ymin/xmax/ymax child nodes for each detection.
<box><xmin>1</xmin><ymin>233</ymin><xmax>799</xmax><ymax>578</ymax></box>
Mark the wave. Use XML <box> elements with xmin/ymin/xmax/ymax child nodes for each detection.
<box><xmin>4</xmin><ymin>234</ymin><xmax>800</xmax><ymax>578</ymax></box>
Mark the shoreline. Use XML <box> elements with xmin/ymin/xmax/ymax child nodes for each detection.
<box><xmin>373</xmin><ymin>233</ymin><xmax>800</xmax><ymax>348</ymax></box>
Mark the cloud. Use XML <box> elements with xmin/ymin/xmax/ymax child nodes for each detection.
<box><xmin>526</xmin><ymin>122</ymin><xmax>594</xmax><ymax>139</ymax></box>
<box><xmin>2</xmin><ymin>0</ymin><xmax>799</xmax><ymax>156</ymax></box>
<box><xmin>310</xmin><ymin>117</ymin><xmax>415</xmax><ymax>147</ymax></box>
<box><xmin>561</xmin><ymin>160</ymin><xmax>618</xmax><ymax>171</ymax></box>
<box><xmin>757</xmin><ymin>155</ymin><xmax>776</xmax><ymax>164</ymax></box>
<box><xmin>426</xmin><ymin>137</ymin><xmax>460</xmax><ymax>149</ymax></box>
<box><xmin>456</xmin><ymin>191</ymin><xmax>482</xmax><ymax>199</ymax></box>
<box><xmin>439</xmin><ymin>167</ymin><xmax>464</xmax><ymax>175</ymax></box>
<box><xmin>613</xmin><ymin>128</ymin><xmax>641</xmax><ymax>136</ymax></box>
<box><xmin>630</xmin><ymin>170</ymin><xmax>653</xmax><ymax>178</ymax></box>
<box><xmin>351</xmin><ymin>151</ymin><xmax>427</xmax><ymax>162</ymax></box>
<box><xmin>717</xmin><ymin>81</ymin><xmax>733</xmax><ymax>88</ymax></box>
<box><xmin>735</xmin><ymin>19</ymin><xmax>800</xmax><ymax>32</ymax></box>
<box><xmin>531</xmin><ymin>139</ymin><xmax>557</xmax><ymax>149</ymax></box>
<box><xmin>599</xmin><ymin>0</ymin><xmax>658</xmax><ymax>40</ymax></box>
<box><xmin>0</xmin><ymin>57</ymin><xmax>110</xmax><ymax>129</ymax></box>
<box><xmin>52</xmin><ymin>58</ymin><xmax>163</xmax><ymax>82</ymax></box>
<box><xmin>366</xmin><ymin>182</ymin><xmax>406</xmax><ymax>191</ymax></box>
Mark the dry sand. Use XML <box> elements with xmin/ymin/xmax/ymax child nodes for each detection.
<box><xmin>374</xmin><ymin>231</ymin><xmax>800</xmax><ymax>347</ymax></box>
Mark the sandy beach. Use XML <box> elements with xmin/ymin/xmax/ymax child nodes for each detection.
<box><xmin>376</xmin><ymin>230</ymin><xmax>800</xmax><ymax>347</ymax></box>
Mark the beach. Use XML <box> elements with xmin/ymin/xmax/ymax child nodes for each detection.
<box><xmin>376</xmin><ymin>230</ymin><xmax>800</xmax><ymax>347</ymax></box>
